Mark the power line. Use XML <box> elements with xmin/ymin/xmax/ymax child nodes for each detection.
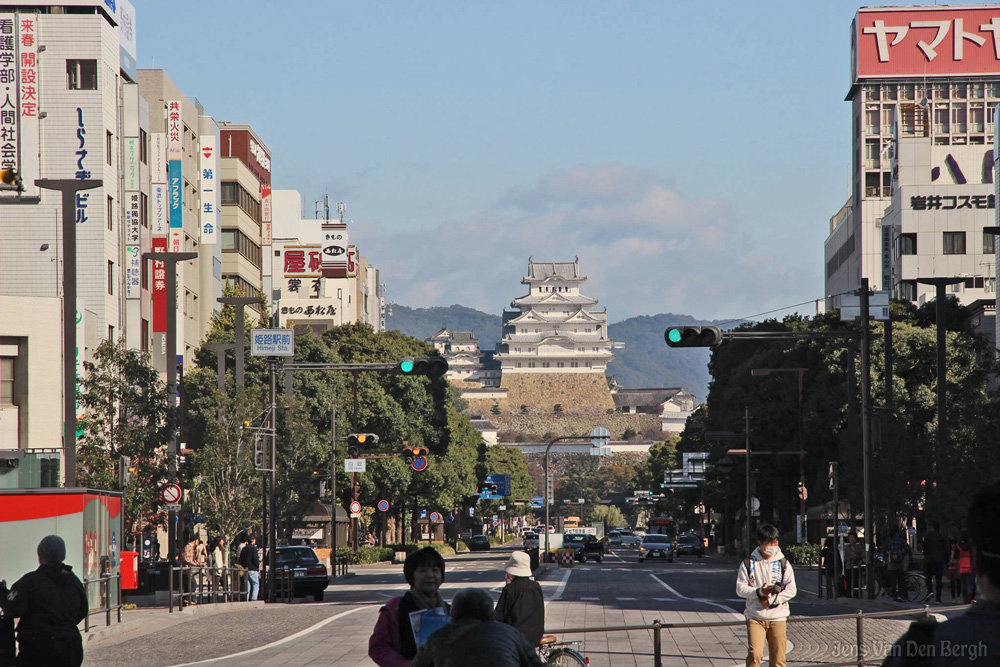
<box><xmin>715</xmin><ymin>289</ymin><xmax>856</xmax><ymax>328</ymax></box>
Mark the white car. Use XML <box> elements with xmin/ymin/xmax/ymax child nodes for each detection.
<box><xmin>618</xmin><ymin>531</ymin><xmax>642</xmax><ymax>547</ymax></box>
<box><xmin>522</xmin><ymin>532</ymin><xmax>540</xmax><ymax>549</ymax></box>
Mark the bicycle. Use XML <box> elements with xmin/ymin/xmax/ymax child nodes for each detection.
<box><xmin>537</xmin><ymin>634</ymin><xmax>588</xmax><ymax>666</ymax></box>
<box><xmin>870</xmin><ymin>552</ymin><xmax>926</xmax><ymax>601</ymax></box>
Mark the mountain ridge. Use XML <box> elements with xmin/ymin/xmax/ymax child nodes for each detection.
<box><xmin>386</xmin><ymin>304</ymin><xmax>727</xmax><ymax>400</ymax></box>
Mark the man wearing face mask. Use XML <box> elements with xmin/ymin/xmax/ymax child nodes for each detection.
<box><xmin>880</xmin><ymin>482</ymin><xmax>1000</xmax><ymax>666</ymax></box>
<box><xmin>736</xmin><ymin>524</ymin><xmax>797</xmax><ymax>667</ymax></box>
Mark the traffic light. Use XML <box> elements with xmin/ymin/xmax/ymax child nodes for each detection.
<box><xmin>664</xmin><ymin>326</ymin><xmax>723</xmax><ymax>348</ymax></box>
<box><xmin>253</xmin><ymin>434</ymin><xmax>265</xmax><ymax>469</ymax></box>
<box><xmin>797</xmin><ymin>481</ymin><xmax>808</xmax><ymax>500</ymax></box>
<box><xmin>402</xmin><ymin>446</ymin><xmax>429</xmax><ymax>464</ymax></box>
<box><xmin>828</xmin><ymin>462</ymin><xmax>839</xmax><ymax>491</ymax></box>
<box><xmin>397</xmin><ymin>357</ymin><xmax>449</xmax><ymax>378</ymax></box>
<box><xmin>347</xmin><ymin>433</ymin><xmax>379</xmax><ymax>458</ymax></box>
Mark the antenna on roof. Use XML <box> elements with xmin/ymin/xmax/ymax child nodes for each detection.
<box><xmin>314</xmin><ymin>199</ymin><xmax>321</xmax><ymax>219</ymax></box>
<box><xmin>337</xmin><ymin>200</ymin><xmax>345</xmax><ymax>223</ymax></box>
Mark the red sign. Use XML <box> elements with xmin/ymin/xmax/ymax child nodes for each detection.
<box><xmin>855</xmin><ymin>7</ymin><xmax>1000</xmax><ymax>79</ymax></box>
<box><xmin>160</xmin><ymin>484</ymin><xmax>182</xmax><ymax>504</ymax></box>
<box><xmin>152</xmin><ymin>237</ymin><xmax>167</xmax><ymax>333</ymax></box>
<box><xmin>349</xmin><ymin>501</ymin><xmax>362</xmax><ymax>515</ymax></box>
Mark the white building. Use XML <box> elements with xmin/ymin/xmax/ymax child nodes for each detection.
<box><xmin>825</xmin><ymin>5</ymin><xmax>1000</xmax><ymax>309</ymax></box>
<box><xmin>611</xmin><ymin>387</ymin><xmax>696</xmax><ymax>434</ymax></box>
<box><xmin>884</xmin><ymin>136</ymin><xmax>996</xmax><ymax>304</ymax></box>
<box><xmin>496</xmin><ymin>258</ymin><xmax>615</xmax><ymax>373</ymax></box>
<box><xmin>428</xmin><ymin>329</ymin><xmax>483</xmax><ymax>383</ymax></box>
<box><xmin>267</xmin><ymin>190</ymin><xmax>383</xmax><ymax>333</ymax></box>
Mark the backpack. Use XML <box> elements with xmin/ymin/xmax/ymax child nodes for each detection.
<box><xmin>887</xmin><ymin>540</ymin><xmax>905</xmax><ymax>565</ymax></box>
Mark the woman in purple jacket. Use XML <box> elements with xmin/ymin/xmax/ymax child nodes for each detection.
<box><xmin>369</xmin><ymin>548</ymin><xmax>449</xmax><ymax>667</ymax></box>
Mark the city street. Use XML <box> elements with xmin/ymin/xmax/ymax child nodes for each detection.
<box><xmin>82</xmin><ymin>544</ymin><xmax>932</xmax><ymax>667</ymax></box>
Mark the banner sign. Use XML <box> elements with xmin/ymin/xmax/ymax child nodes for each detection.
<box><xmin>168</xmin><ymin>159</ymin><xmax>182</xmax><ymax>251</ymax></box>
<box><xmin>125</xmin><ymin>245</ymin><xmax>140</xmax><ymax>299</ymax></box>
<box><xmin>152</xmin><ymin>183</ymin><xmax>167</xmax><ymax>236</ymax></box>
<box><xmin>152</xmin><ymin>237</ymin><xmax>167</xmax><ymax>333</ymax></box>
<box><xmin>199</xmin><ymin>135</ymin><xmax>217</xmax><ymax>244</ymax></box>
<box><xmin>124</xmin><ymin>137</ymin><xmax>139</xmax><ymax>190</ymax></box>
<box><xmin>16</xmin><ymin>14</ymin><xmax>39</xmax><ymax>196</ymax></box>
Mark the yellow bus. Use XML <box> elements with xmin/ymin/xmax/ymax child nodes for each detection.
<box><xmin>563</xmin><ymin>516</ymin><xmax>581</xmax><ymax>530</ymax></box>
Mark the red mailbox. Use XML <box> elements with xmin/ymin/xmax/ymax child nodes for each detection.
<box><xmin>120</xmin><ymin>551</ymin><xmax>139</xmax><ymax>590</ymax></box>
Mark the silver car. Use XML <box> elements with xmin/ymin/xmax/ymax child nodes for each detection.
<box><xmin>618</xmin><ymin>531</ymin><xmax>642</xmax><ymax>547</ymax></box>
<box><xmin>638</xmin><ymin>534</ymin><xmax>674</xmax><ymax>562</ymax></box>
<box><xmin>522</xmin><ymin>532</ymin><xmax>539</xmax><ymax>549</ymax></box>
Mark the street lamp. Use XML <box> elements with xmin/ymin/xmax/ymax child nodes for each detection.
<box><xmin>543</xmin><ymin>428</ymin><xmax>609</xmax><ymax>556</ymax></box>
<box><xmin>751</xmin><ymin>367</ymin><xmax>807</xmax><ymax>544</ymax></box>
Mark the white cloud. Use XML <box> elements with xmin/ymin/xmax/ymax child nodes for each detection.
<box><xmin>353</xmin><ymin>165</ymin><xmax>818</xmax><ymax>321</ymax></box>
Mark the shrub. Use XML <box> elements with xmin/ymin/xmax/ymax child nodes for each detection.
<box><xmin>554</xmin><ymin>404</ymin><xmax>563</xmax><ymax>413</ymax></box>
<box><xmin>455</xmin><ymin>541</ymin><xmax>469</xmax><ymax>552</ymax></box>
<box><xmin>520</xmin><ymin>404</ymin><xmax>529</xmax><ymax>414</ymax></box>
<box><xmin>335</xmin><ymin>546</ymin><xmax>394</xmax><ymax>565</ymax></box>
<box><xmin>622</xmin><ymin>427</ymin><xmax>637</xmax><ymax>440</ymax></box>
<box><xmin>783</xmin><ymin>543</ymin><xmax>820</xmax><ymax>567</ymax></box>
<box><xmin>491</xmin><ymin>403</ymin><xmax>501</xmax><ymax>415</ymax></box>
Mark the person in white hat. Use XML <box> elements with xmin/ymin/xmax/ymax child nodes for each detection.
<box><xmin>495</xmin><ymin>551</ymin><xmax>545</xmax><ymax>647</ymax></box>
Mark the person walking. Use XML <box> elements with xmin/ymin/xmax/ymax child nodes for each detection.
<box><xmin>211</xmin><ymin>537</ymin><xmax>229</xmax><ymax>597</ymax></box>
<box><xmin>1</xmin><ymin>535</ymin><xmax>87</xmax><ymax>667</ymax></box>
<box><xmin>412</xmin><ymin>588</ymin><xmax>544</xmax><ymax>667</ymax></box>
<box><xmin>369</xmin><ymin>547</ymin><xmax>449</xmax><ymax>667</ymax></box>
<box><xmin>736</xmin><ymin>524</ymin><xmax>797</xmax><ymax>667</ymax></box>
<box><xmin>495</xmin><ymin>551</ymin><xmax>544</xmax><ymax>648</ymax></box>
<box><xmin>238</xmin><ymin>536</ymin><xmax>260</xmax><ymax>602</ymax></box>
<box><xmin>953</xmin><ymin>532</ymin><xmax>976</xmax><ymax>604</ymax></box>
<box><xmin>922</xmin><ymin>521</ymin><xmax>949</xmax><ymax>603</ymax></box>
<box><xmin>881</xmin><ymin>481</ymin><xmax>1000</xmax><ymax>666</ymax></box>
<box><xmin>819</xmin><ymin>538</ymin><xmax>841</xmax><ymax>599</ymax></box>
<box><xmin>883</xmin><ymin>527</ymin><xmax>911</xmax><ymax>602</ymax></box>
<box><xmin>845</xmin><ymin>532</ymin><xmax>862</xmax><ymax>598</ymax></box>
<box><xmin>180</xmin><ymin>536</ymin><xmax>201</xmax><ymax>605</ymax></box>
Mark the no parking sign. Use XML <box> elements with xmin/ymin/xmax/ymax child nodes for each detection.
<box><xmin>378</xmin><ymin>500</ymin><xmax>389</xmax><ymax>512</ymax></box>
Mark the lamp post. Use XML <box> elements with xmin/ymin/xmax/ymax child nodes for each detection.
<box><xmin>751</xmin><ymin>367</ymin><xmax>807</xmax><ymax>543</ymax></box>
<box><xmin>543</xmin><ymin>429</ymin><xmax>609</xmax><ymax>557</ymax></box>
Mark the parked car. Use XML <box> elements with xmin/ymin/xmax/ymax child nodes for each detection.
<box><xmin>272</xmin><ymin>546</ymin><xmax>329</xmax><ymax>601</ymax></box>
<box><xmin>638</xmin><ymin>534</ymin><xmax>674</xmax><ymax>563</ymax></box>
<box><xmin>618</xmin><ymin>531</ymin><xmax>642</xmax><ymax>547</ymax></box>
<box><xmin>675</xmin><ymin>533</ymin><xmax>705</xmax><ymax>557</ymax></box>
<box><xmin>523</xmin><ymin>532</ymin><xmax>540</xmax><ymax>549</ymax></box>
<box><xmin>467</xmin><ymin>535</ymin><xmax>491</xmax><ymax>551</ymax></box>
<box><xmin>563</xmin><ymin>533</ymin><xmax>605</xmax><ymax>563</ymax></box>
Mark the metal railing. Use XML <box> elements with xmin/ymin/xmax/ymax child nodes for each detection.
<box><xmin>82</xmin><ymin>572</ymin><xmax>122</xmax><ymax>632</ymax></box>
<box><xmin>167</xmin><ymin>564</ymin><xmax>249</xmax><ymax>612</ymax></box>
<box><xmin>544</xmin><ymin>605</ymin><xmax>966</xmax><ymax>667</ymax></box>
<box><xmin>333</xmin><ymin>554</ymin><xmax>349</xmax><ymax>577</ymax></box>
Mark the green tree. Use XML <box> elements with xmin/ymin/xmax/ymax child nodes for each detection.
<box><xmin>591</xmin><ymin>504</ymin><xmax>626</xmax><ymax>529</ymax></box>
<box><xmin>77</xmin><ymin>339</ymin><xmax>172</xmax><ymax>540</ymax></box>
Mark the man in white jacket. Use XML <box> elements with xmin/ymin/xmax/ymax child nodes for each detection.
<box><xmin>736</xmin><ymin>524</ymin><xmax>797</xmax><ymax>667</ymax></box>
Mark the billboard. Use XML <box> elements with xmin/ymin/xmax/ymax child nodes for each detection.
<box><xmin>0</xmin><ymin>13</ymin><xmax>41</xmax><ymax>197</ymax></box>
<box><xmin>167</xmin><ymin>102</ymin><xmax>183</xmax><ymax>252</ymax></box>
<box><xmin>855</xmin><ymin>6</ymin><xmax>1000</xmax><ymax>80</ymax></box>
<box><xmin>199</xmin><ymin>135</ymin><xmax>217</xmax><ymax>244</ymax></box>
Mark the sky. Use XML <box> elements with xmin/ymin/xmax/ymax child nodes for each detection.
<box><xmin>136</xmin><ymin>1</ymin><xmax>945</xmax><ymax>322</ymax></box>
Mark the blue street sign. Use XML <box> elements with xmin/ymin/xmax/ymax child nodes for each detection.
<box><xmin>420</xmin><ymin>509</ymin><xmax>428</xmax><ymax>519</ymax></box>
<box><xmin>485</xmin><ymin>474</ymin><xmax>511</xmax><ymax>496</ymax></box>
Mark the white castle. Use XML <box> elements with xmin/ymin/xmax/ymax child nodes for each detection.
<box><xmin>495</xmin><ymin>258</ymin><xmax>615</xmax><ymax>374</ymax></box>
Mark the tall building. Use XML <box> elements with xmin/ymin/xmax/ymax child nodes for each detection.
<box><xmin>825</xmin><ymin>5</ymin><xmax>1000</xmax><ymax>308</ymax></box>
<box><xmin>428</xmin><ymin>329</ymin><xmax>483</xmax><ymax>384</ymax></box>
<box><xmin>496</xmin><ymin>258</ymin><xmax>615</xmax><ymax>373</ymax></box>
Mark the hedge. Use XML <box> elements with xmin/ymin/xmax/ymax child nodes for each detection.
<box><xmin>783</xmin><ymin>543</ymin><xmax>820</xmax><ymax>566</ymax></box>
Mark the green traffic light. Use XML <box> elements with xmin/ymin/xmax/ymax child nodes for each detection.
<box><xmin>667</xmin><ymin>328</ymin><xmax>682</xmax><ymax>344</ymax></box>
<box><xmin>400</xmin><ymin>360</ymin><xmax>414</xmax><ymax>373</ymax></box>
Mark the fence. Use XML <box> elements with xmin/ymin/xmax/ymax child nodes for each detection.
<box><xmin>82</xmin><ymin>572</ymin><xmax>122</xmax><ymax>632</ymax></box>
<box><xmin>545</xmin><ymin>604</ymin><xmax>965</xmax><ymax>667</ymax></box>
<box><xmin>333</xmin><ymin>553</ymin><xmax>349</xmax><ymax>577</ymax></box>
<box><xmin>167</xmin><ymin>564</ymin><xmax>248</xmax><ymax>613</ymax></box>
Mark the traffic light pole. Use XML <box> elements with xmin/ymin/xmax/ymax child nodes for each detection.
<box><xmin>543</xmin><ymin>434</ymin><xmax>598</xmax><ymax>557</ymax></box>
<box><xmin>267</xmin><ymin>359</ymin><xmax>278</xmax><ymax>603</ymax></box>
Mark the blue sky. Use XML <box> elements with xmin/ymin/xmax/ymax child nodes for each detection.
<box><xmin>136</xmin><ymin>1</ymin><xmax>941</xmax><ymax>321</ymax></box>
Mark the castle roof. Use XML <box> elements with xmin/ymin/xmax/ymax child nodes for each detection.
<box><xmin>612</xmin><ymin>388</ymin><xmax>693</xmax><ymax>408</ymax></box>
<box><xmin>522</xmin><ymin>258</ymin><xmax>585</xmax><ymax>284</ymax></box>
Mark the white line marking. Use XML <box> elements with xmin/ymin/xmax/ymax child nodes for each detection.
<box><xmin>653</xmin><ymin>597</ymin><xmax>675</xmax><ymax>602</ymax></box>
<box><xmin>617</xmin><ymin>597</ymin><xmax>637</xmax><ymax>601</ymax></box>
<box><xmin>543</xmin><ymin>568</ymin><xmax>572</xmax><ymax>607</ymax></box>
<box><xmin>168</xmin><ymin>605</ymin><xmax>377</xmax><ymax>666</ymax></box>
<box><xmin>650</xmin><ymin>574</ymin><xmax>744</xmax><ymax>618</ymax></box>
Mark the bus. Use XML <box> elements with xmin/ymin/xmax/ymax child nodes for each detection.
<box><xmin>647</xmin><ymin>516</ymin><xmax>678</xmax><ymax>540</ymax></box>
<box><xmin>563</xmin><ymin>516</ymin><xmax>581</xmax><ymax>530</ymax></box>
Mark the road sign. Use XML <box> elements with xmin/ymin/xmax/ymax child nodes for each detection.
<box><xmin>590</xmin><ymin>426</ymin><xmax>610</xmax><ymax>447</ymax></box>
<box><xmin>578</xmin><ymin>498</ymin><xmax>585</xmax><ymax>504</ymax></box>
<box><xmin>499</xmin><ymin>505</ymin><xmax>506</xmax><ymax>511</ymax></box>
<box><xmin>420</xmin><ymin>509</ymin><xmax>428</xmax><ymax>519</ymax></box>
<box><xmin>839</xmin><ymin>291</ymin><xmax>890</xmax><ymax>321</ymax></box>
<box><xmin>377</xmin><ymin>500</ymin><xmax>389</xmax><ymax>512</ymax></box>
<box><xmin>160</xmin><ymin>484</ymin><xmax>182</xmax><ymax>504</ymax></box>
<box><xmin>411</xmin><ymin>456</ymin><xmax>428</xmax><ymax>472</ymax></box>
<box><xmin>485</xmin><ymin>474</ymin><xmax>511</xmax><ymax>496</ymax></box>
<box><xmin>349</xmin><ymin>501</ymin><xmax>361</xmax><ymax>515</ymax></box>
<box><xmin>345</xmin><ymin>459</ymin><xmax>366</xmax><ymax>473</ymax></box>
<box><xmin>250</xmin><ymin>329</ymin><xmax>294</xmax><ymax>356</ymax></box>
<box><xmin>838</xmin><ymin>521</ymin><xmax>849</xmax><ymax>537</ymax></box>
<box><xmin>162</xmin><ymin>503</ymin><xmax>181</xmax><ymax>512</ymax></box>
<box><xmin>430</xmin><ymin>512</ymin><xmax>442</xmax><ymax>522</ymax></box>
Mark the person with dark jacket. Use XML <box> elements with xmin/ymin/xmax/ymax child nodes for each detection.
<box><xmin>922</xmin><ymin>521</ymin><xmax>950</xmax><ymax>603</ymax></box>
<box><xmin>495</xmin><ymin>551</ymin><xmax>544</xmax><ymax>647</ymax></box>
<box><xmin>883</xmin><ymin>527</ymin><xmax>911</xmax><ymax>602</ymax></box>
<box><xmin>0</xmin><ymin>581</ymin><xmax>14</xmax><ymax>667</ymax></box>
<box><xmin>369</xmin><ymin>547</ymin><xmax>449</xmax><ymax>667</ymax></box>
<box><xmin>2</xmin><ymin>535</ymin><xmax>87</xmax><ymax>666</ymax></box>
<box><xmin>238</xmin><ymin>536</ymin><xmax>260</xmax><ymax>601</ymax></box>
<box><xmin>881</xmin><ymin>482</ymin><xmax>1000</xmax><ymax>666</ymax></box>
<box><xmin>412</xmin><ymin>588</ymin><xmax>543</xmax><ymax>667</ymax></box>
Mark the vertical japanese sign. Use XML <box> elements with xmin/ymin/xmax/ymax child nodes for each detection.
<box><xmin>151</xmin><ymin>132</ymin><xmax>167</xmax><ymax>237</ymax></box>
<box><xmin>261</xmin><ymin>183</ymin><xmax>272</xmax><ymax>245</ymax></box>
<box><xmin>124</xmin><ymin>137</ymin><xmax>138</xmax><ymax>190</ymax></box>
<box><xmin>0</xmin><ymin>14</ymin><xmax>18</xmax><ymax>177</ymax></box>
<box><xmin>167</xmin><ymin>100</ymin><xmax>183</xmax><ymax>252</ymax></box>
<box><xmin>347</xmin><ymin>244</ymin><xmax>358</xmax><ymax>278</ymax></box>
<box><xmin>152</xmin><ymin>236</ymin><xmax>167</xmax><ymax>333</ymax></box>
<box><xmin>125</xmin><ymin>192</ymin><xmax>140</xmax><ymax>299</ymax></box>
<box><xmin>199</xmin><ymin>135</ymin><xmax>217</xmax><ymax>244</ymax></box>
<box><xmin>75</xmin><ymin>309</ymin><xmax>85</xmax><ymax>435</ymax></box>
<box><xmin>320</xmin><ymin>223</ymin><xmax>349</xmax><ymax>278</ymax></box>
<box><xmin>74</xmin><ymin>108</ymin><xmax>90</xmax><ymax>224</ymax></box>
<box><xmin>17</xmin><ymin>13</ymin><xmax>38</xmax><ymax>197</ymax></box>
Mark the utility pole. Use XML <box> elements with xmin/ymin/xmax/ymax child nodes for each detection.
<box><xmin>745</xmin><ymin>406</ymin><xmax>752</xmax><ymax>558</ymax></box>
<box><xmin>35</xmin><ymin>178</ymin><xmax>102</xmax><ymax>488</ymax></box>
<box><xmin>217</xmin><ymin>296</ymin><xmax>259</xmax><ymax>387</ymax></box>
<box><xmin>859</xmin><ymin>279</ymin><xmax>873</xmax><ymax>598</ymax></box>
<box><xmin>267</xmin><ymin>359</ymin><xmax>278</xmax><ymax>602</ymax></box>
<box><xmin>205</xmin><ymin>343</ymin><xmax>234</xmax><ymax>423</ymax></box>
<box><xmin>330</xmin><ymin>406</ymin><xmax>337</xmax><ymax>556</ymax></box>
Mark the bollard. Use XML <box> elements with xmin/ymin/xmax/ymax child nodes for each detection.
<box><xmin>855</xmin><ymin>609</ymin><xmax>865</xmax><ymax>666</ymax></box>
<box><xmin>168</xmin><ymin>564</ymin><xmax>174</xmax><ymax>613</ymax></box>
<box><xmin>653</xmin><ymin>619</ymin><xmax>662</xmax><ymax>667</ymax></box>
<box><xmin>104</xmin><ymin>577</ymin><xmax>111</xmax><ymax>627</ymax></box>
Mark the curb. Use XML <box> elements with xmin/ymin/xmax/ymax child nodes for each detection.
<box><xmin>83</xmin><ymin>601</ymin><xmax>266</xmax><ymax>647</ymax></box>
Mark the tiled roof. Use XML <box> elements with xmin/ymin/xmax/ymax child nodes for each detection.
<box><xmin>525</xmin><ymin>258</ymin><xmax>583</xmax><ymax>282</ymax></box>
<box><xmin>469</xmin><ymin>419</ymin><xmax>499</xmax><ymax>432</ymax></box>
<box><xmin>612</xmin><ymin>388</ymin><xmax>686</xmax><ymax>408</ymax></box>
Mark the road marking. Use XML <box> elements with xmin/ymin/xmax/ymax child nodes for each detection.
<box><xmin>580</xmin><ymin>596</ymin><xmax>599</xmax><ymax>601</ymax></box>
<box><xmin>650</xmin><ymin>574</ymin><xmax>744</xmax><ymax>618</ymax></box>
<box><xmin>653</xmin><ymin>597</ymin><xmax>675</xmax><ymax>602</ymax></box>
<box><xmin>168</xmin><ymin>605</ymin><xmax>378</xmax><ymax>666</ymax></box>
<box><xmin>543</xmin><ymin>567</ymin><xmax>572</xmax><ymax>607</ymax></box>
<box><xmin>617</xmin><ymin>597</ymin><xmax>637</xmax><ymax>601</ymax></box>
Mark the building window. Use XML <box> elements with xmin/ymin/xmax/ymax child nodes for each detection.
<box><xmin>107</xmin><ymin>195</ymin><xmax>113</xmax><ymax>230</ymax></box>
<box><xmin>542</xmin><ymin>362</ymin><xmax>550</xmax><ymax>368</ymax></box>
<box><xmin>108</xmin><ymin>325</ymin><xmax>114</xmax><ymax>341</ymax></box>
<box><xmin>139</xmin><ymin>129</ymin><xmax>148</xmax><ymax>164</ymax></box>
<box><xmin>141</xmin><ymin>319</ymin><xmax>149</xmax><ymax>351</ymax></box>
<box><xmin>108</xmin><ymin>260</ymin><xmax>114</xmax><ymax>294</ymax></box>
<box><xmin>66</xmin><ymin>59</ymin><xmax>97</xmax><ymax>90</ymax></box>
<box><xmin>0</xmin><ymin>357</ymin><xmax>13</xmax><ymax>404</ymax></box>
<box><xmin>898</xmin><ymin>280</ymin><xmax>917</xmax><ymax>301</ymax></box>
<box><xmin>899</xmin><ymin>233</ymin><xmax>917</xmax><ymax>255</ymax></box>
<box><xmin>528</xmin><ymin>362</ymin><xmax>535</xmax><ymax>368</ymax></box>
<box><xmin>220</xmin><ymin>181</ymin><xmax>261</xmax><ymax>223</ymax></box>
<box><xmin>516</xmin><ymin>362</ymin><xmax>522</xmax><ymax>368</ymax></box>
<box><xmin>220</xmin><ymin>228</ymin><xmax>261</xmax><ymax>267</ymax></box>
<box><xmin>106</xmin><ymin>131</ymin><xmax>113</xmax><ymax>165</ymax></box>
<box><xmin>943</xmin><ymin>232</ymin><xmax>966</xmax><ymax>255</ymax></box>
<box><xmin>985</xmin><ymin>231</ymin><xmax>996</xmax><ymax>255</ymax></box>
